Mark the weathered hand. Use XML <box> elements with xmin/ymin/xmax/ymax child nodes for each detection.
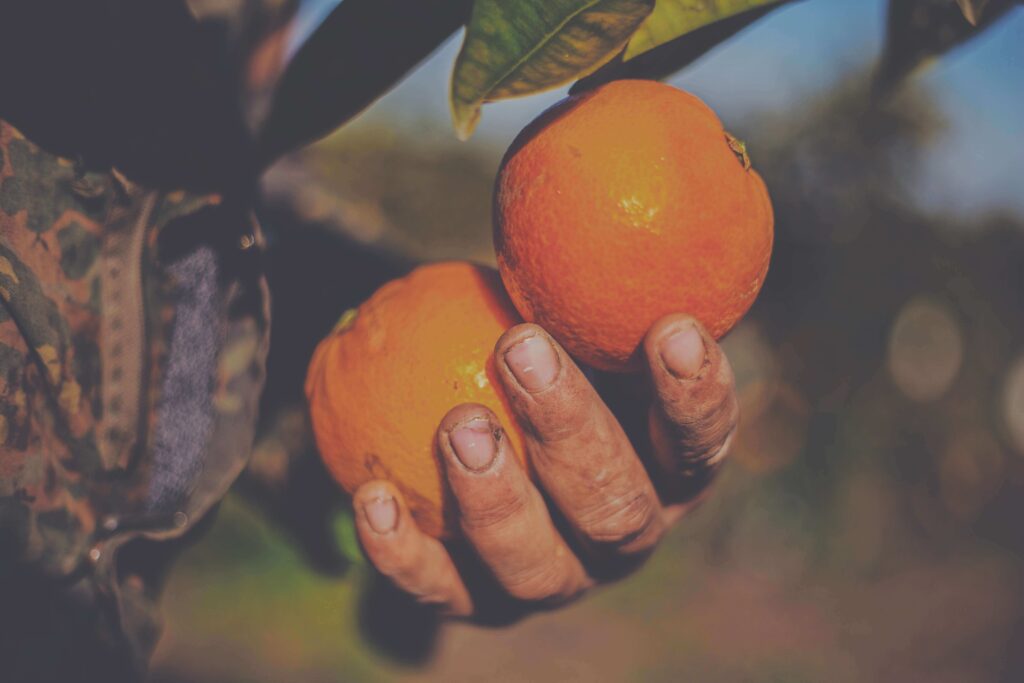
<box><xmin>352</xmin><ymin>314</ymin><xmax>737</xmax><ymax>621</ymax></box>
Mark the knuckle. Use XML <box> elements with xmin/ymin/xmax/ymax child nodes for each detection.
<box><xmin>407</xmin><ymin>579</ymin><xmax>458</xmax><ymax>610</ymax></box>
<box><xmin>689</xmin><ymin>427</ymin><xmax>734</xmax><ymax>472</ymax></box>
<box><xmin>385</xmin><ymin>564</ymin><xmax>461</xmax><ymax>613</ymax></box>
<box><xmin>532</xmin><ymin>400</ymin><xmax>592</xmax><ymax>443</ymax></box>
<box><xmin>460</xmin><ymin>487</ymin><xmax>530</xmax><ymax>533</ymax></box>
<box><xmin>659</xmin><ymin>389</ymin><xmax>738</xmax><ymax>463</ymax></box>
<box><xmin>371</xmin><ymin>543</ymin><xmax>420</xmax><ymax>582</ymax></box>
<box><xmin>502</xmin><ymin>559</ymin><xmax>576</xmax><ymax>603</ymax></box>
<box><xmin>577</xmin><ymin>489</ymin><xmax>661</xmax><ymax>553</ymax></box>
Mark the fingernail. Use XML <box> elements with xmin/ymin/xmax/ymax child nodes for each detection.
<box><xmin>505</xmin><ymin>335</ymin><xmax>559</xmax><ymax>392</ymax></box>
<box><xmin>364</xmin><ymin>496</ymin><xmax>398</xmax><ymax>534</ymax></box>
<box><xmin>660</xmin><ymin>323</ymin><xmax>706</xmax><ymax>379</ymax></box>
<box><xmin>450</xmin><ymin>420</ymin><xmax>497</xmax><ymax>472</ymax></box>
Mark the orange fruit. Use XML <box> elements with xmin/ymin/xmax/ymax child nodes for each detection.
<box><xmin>494</xmin><ymin>79</ymin><xmax>773</xmax><ymax>372</ymax></box>
<box><xmin>305</xmin><ymin>262</ymin><xmax>527</xmax><ymax>538</ymax></box>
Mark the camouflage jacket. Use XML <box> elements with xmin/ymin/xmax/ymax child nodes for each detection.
<box><xmin>0</xmin><ymin>118</ymin><xmax>270</xmax><ymax>679</ymax></box>
<box><xmin>0</xmin><ymin>0</ymin><xmax>440</xmax><ymax>678</ymax></box>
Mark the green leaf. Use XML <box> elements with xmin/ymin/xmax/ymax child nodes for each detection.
<box><xmin>572</xmin><ymin>0</ymin><xmax>781</xmax><ymax>93</ymax></box>
<box><xmin>450</xmin><ymin>0</ymin><xmax>656</xmax><ymax>140</ymax></box>
<box><xmin>624</xmin><ymin>0</ymin><xmax>785</xmax><ymax>61</ymax></box>
<box><xmin>332</xmin><ymin>509</ymin><xmax>365</xmax><ymax>566</ymax></box>
<box><xmin>955</xmin><ymin>0</ymin><xmax>990</xmax><ymax>25</ymax></box>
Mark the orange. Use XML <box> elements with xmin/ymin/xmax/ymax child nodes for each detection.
<box><xmin>494</xmin><ymin>79</ymin><xmax>773</xmax><ymax>372</ymax></box>
<box><xmin>305</xmin><ymin>262</ymin><xmax>527</xmax><ymax>538</ymax></box>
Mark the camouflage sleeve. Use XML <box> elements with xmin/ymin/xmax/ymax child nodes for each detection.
<box><xmin>1</xmin><ymin>118</ymin><xmax>270</xmax><ymax>680</ymax></box>
<box><xmin>0</xmin><ymin>122</ymin><xmax>111</xmax><ymax>577</ymax></box>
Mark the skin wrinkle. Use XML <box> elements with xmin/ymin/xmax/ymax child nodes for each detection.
<box><xmin>496</xmin><ymin>549</ymin><xmax>585</xmax><ymax>603</ymax></box>
<box><xmin>520</xmin><ymin>381</ymin><xmax>595</xmax><ymax>444</ymax></box>
<box><xmin>576</xmin><ymin>489</ymin><xmax>661</xmax><ymax>552</ymax></box>
<box><xmin>656</xmin><ymin>353</ymin><xmax>734</xmax><ymax>417</ymax></box>
<box><xmin>457</xmin><ymin>478</ymin><xmax>532</xmax><ymax>534</ymax></box>
<box><xmin>657</xmin><ymin>394</ymin><xmax>737</xmax><ymax>462</ymax></box>
<box><xmin>527</xmin><ymin>405</ymin><xmax>606</xmax><ymax>459</ymax></box>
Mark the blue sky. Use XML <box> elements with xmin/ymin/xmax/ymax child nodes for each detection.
<box><xmin>295</xmin><ymin>0</ymin><xmax>1024</xmax><ymax>218</ymax></box>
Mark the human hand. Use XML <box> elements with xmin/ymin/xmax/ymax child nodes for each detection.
<box><xmin>351</xmin><ymin>314</ymin><xmax>737</xmax><ymax>622</ymax></box>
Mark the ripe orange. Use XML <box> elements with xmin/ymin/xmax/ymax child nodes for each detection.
<box><xmin>305</xmin><ymin>262</ymin><xmax>527</xmax><ymax>538</ymax></box>
<box><xmin>494</xmin><ymin>79</ymin><xmax>773</xmax><ymax>372</ymax></box>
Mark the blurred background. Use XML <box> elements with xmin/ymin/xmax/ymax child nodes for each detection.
<box><xmin>152</xmin><ymin>0</ymin><xmax>1024</xmax><ymax>680</ymax></box>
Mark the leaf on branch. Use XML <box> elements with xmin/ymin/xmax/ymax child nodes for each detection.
<box><xmin>449</xmin><ymin>0</ymin><xmax>655</xmax><ymax>140</ymax></box>
<box><xmin>258</xmin><ymin>0</ymin><xmax>470</xmax><ymax>165</ymax></box>
<box><xmin>955</xmin><ymin>0</ymin><xmax>991</xmax><ymax>25</ymax></box>
<box><xmin>624</xmin><ymin>0</ymin><xmax>787</xmax><ymax>61</ymax></box>
<box><xmin>572</xmin><ymin>1</ymin><xmax>781</xmax><ymax>92</ymax></box>
<box><xmin>873</xmin><ymin>0</ymin><xmax>1015</xmax><ymax>97</ymax></box>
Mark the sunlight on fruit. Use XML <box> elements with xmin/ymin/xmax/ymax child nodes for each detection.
<box><xmin>1004</xmin><ymin>355</ymin><xmax>1024</xmax><ymax>456</ymax></box>
<box><xmin>887</xmin><ymin>297</ymin><xmax>963</xmax><ymax>402</ymax></box>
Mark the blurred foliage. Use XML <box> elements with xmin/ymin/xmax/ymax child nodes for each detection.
<box><xmin>151</xmin><ymin>59</ymin><xmax>1024</xmax><ymax>681</ymax></box>
<box><xmin>267</xmin><ymin>123</ymin><xmax>501</xmax><ymax>261</ymax></box>
<box><xmin>874</xmin><ymin>0</ymin><xmax>1018</xmax><ymax>96</ymax></box>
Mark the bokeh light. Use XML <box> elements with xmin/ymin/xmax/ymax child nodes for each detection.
<box><xmin>887</xmin><ymin>297</ymin><xmax>964</xmax><ymax>402</ymax></box>
<box><xmin>1004</xmin><ymin>354</ymin><xmax>1024</xmax><ymax>456</ymax></box>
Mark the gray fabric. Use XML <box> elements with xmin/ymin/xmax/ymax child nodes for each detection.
<box><xmin>146</xmin><ymin>246</ymin><xmax>220</xmax><ymax>512</ymax></box>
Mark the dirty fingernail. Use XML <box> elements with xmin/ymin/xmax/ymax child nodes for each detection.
<box><xmin>450</xmin><ymin>420</ymin><xmax>497</xmax><ymax>472</ymax></box>
<box><xmin>364</xmin><ymin>496</ymin><xmax>398</xmax><ymax>534</ymax></box>
<box><xmin>660</xmin><ymin>323</ymin><xmax>706</xmax><ymax>379</ymax></box>
<box><xmin>505</xmin><ymin>335</ymin><xmax>559</xmax><ymax>392</ymax></box>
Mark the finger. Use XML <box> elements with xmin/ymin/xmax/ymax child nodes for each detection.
<box><xmin>495</xmin><ymin>325</ymin><xmax>665</xmax><ymax>560</ymax></box>
<box><xmin>643</xmin><ymin>314</ymin><xmax>738</xmax><ymax>513</ymax></box>
<box><xmin>354</xmin><ymin>480</ymin><xmax>473</xmax><ymax>617</ymax></box>
<box><xmin>438</xmin><ymin>403</ymin><xmax>591</xmax><ymax>604</ymax></box>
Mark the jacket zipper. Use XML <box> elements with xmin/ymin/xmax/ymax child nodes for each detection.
<box><xmin>97</xmin><ymin>188</ymin><xmax>158</xmax><ymax>471</ymax></box>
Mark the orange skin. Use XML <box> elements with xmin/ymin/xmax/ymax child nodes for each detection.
<box><xmin>495</xmin><ymin>79</ymin><xmax>773</xmax><ymax>372</ymax></box>
<box><xmin>306</xmin><ymin>262</ymin><xmax>527</xmax><ymax>538</ymax></box>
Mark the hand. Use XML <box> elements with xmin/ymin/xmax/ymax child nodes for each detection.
<box><xmin>351</xmin><ymin>314</ymin><xmax>738</xmax><ymax>621</ymax></box>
